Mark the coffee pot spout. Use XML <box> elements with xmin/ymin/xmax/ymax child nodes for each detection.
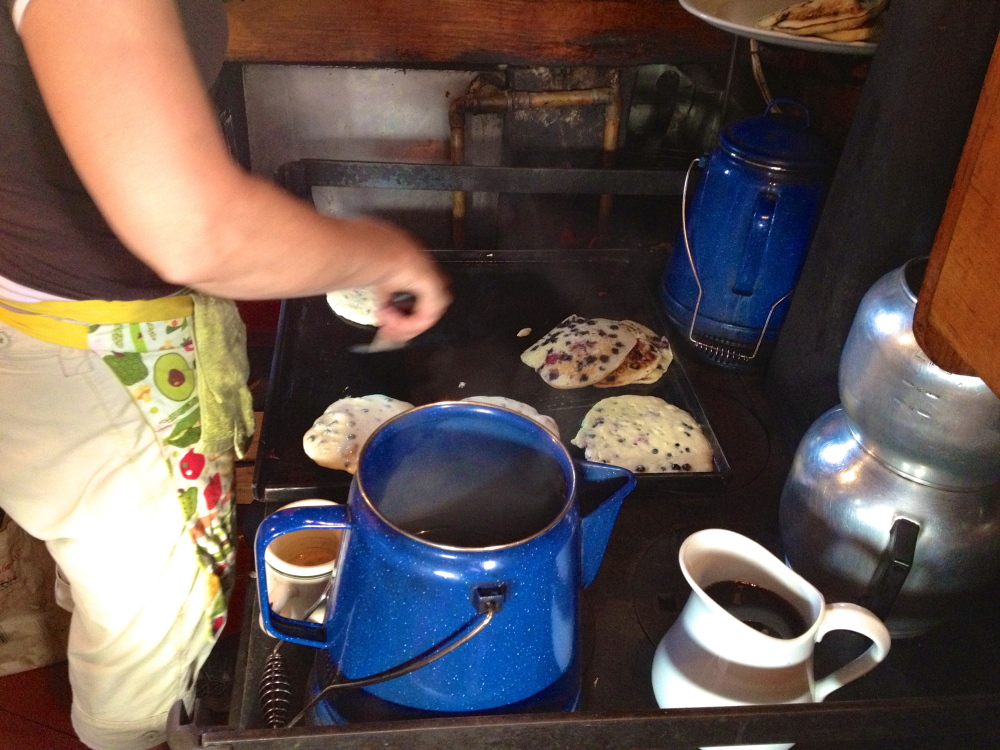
<box><xmin>577</xmin><ymin>461</ymin><xmax>636</xmax><ymax>586</ymax></box>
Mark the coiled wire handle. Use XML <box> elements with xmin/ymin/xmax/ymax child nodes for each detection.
<box><xmin>258</xmin><ymin>645</ymin><xmax>294</xmax><ymax>728</ymax></box>
<box><xmin>680</xmin><ymin>157</ymin><xmax>790</xmax><ymax>366</ymax></box>
<box><xmin>258</xmin><ymin>584</ymin><xmax>332</xmax><ymax>729</ymax></box>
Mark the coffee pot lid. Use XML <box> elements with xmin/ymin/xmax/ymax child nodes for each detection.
<box><xmin>719</xmin><ymin>99</ymin><xmax>835</xmax><ymax>171</ymax></box>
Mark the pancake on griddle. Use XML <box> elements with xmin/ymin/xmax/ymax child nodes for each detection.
<box><xmin>461</xmin><ymin>396</ymin><xmax>560</xmax><ymax>437</ymax></box>
<box><xmin>303</xmin><ymin>395</ymin><xmax>413</xmax><ymax>474</ymax></box>
<box><xmin>593</xmin><ymin>321</ymin><xmax>671</xmax><ymax>388</ymax></box>
<box><xmin>571</xmin><ymin>395</ymin><xmax>714</xmax><ymax>475</ymax></box>
<box><xmin>520</xmin><ymin>315</ymin><xmax>638</xmax><ymax>389</ymax></box>
<box><xmin>326</xmin><ymin>286</ymin><xmax>379</xmax><ymax>327</ymax></box>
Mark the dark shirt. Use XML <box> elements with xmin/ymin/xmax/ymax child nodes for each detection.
<box><xmin>0</xmin><ymin>0</ymin><xmax>228</xmax><ymax>300</ymax></box>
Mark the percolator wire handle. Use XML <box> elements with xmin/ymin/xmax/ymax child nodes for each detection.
<box><xmin>680</xmin><ymin>157</ymin><xmax>790</xmax><ymax>363</ymax></box>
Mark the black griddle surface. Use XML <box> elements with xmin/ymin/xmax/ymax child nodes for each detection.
<box><xmin>253</xmin><ymin>248</ymin><xmax>731</xmax><ymax>504</ymax></box>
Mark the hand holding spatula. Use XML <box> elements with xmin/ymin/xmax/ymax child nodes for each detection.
<box><xmin>348</xmin><ymin>292</ymin><xmax>418</xmax><ymax>354</ymax></box>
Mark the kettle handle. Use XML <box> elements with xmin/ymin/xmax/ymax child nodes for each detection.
<box><xmin>765</xmin><ymin>98</ymin><xmax>811</xmax><ymax>129</ymax></box>
<box><xmin>255</xmin><ymin>504</ymin><xmax>351</xmax><ymax>648</ymax></box>
<box><xmin>859</xmin><ymin>517</ymin><xmax>920</xmax><ymax>621</ymax></box>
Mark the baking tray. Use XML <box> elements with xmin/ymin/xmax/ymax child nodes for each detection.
<box><xmin>253</xmin><ymin>247</ymin><xmax>731</xmax><ymax>504</ymax></box>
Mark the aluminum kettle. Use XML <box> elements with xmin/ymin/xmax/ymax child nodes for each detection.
<box><xmin>779</xmin><ymin>258</ymin><xmax>1000</xmax><ymax>637</ymax></box>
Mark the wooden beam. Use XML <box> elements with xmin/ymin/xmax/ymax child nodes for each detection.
<box><xmin>913</xmin><ymin>33</ymin><xmax>1000</xmax><ymax>392</ymax></box>
<box><xmin>223</xmin><ymin>0</ymin><xmax>731</xmax><ymax>66</ymax></box>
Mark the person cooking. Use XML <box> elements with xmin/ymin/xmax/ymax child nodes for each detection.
<box><xmin>0</xmin><ymin>0</ymin><xmax>451</xmax><ymax>748</ymax></box>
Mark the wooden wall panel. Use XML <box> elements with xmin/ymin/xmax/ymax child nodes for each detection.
<box><xmin>914</xmin><ymin>33</ymin><xmax>1000</xmax><ymax>394</ymax></box>
<box><xmin>224</xmin><ymin>0</ymin><xmax>731</xmax><ymax>65</ymax></box>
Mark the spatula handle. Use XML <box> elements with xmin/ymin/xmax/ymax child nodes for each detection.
<box><xmin>387</xmin><ymin>291</ymin><xmax>416</xmax><ymax>316</ymax></box>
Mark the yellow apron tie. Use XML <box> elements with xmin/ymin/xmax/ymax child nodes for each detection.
<box><xmin>0</xmin><ymin>296</ymin><xmax>194</xmax><ymax>348</ymax></box>
<box><xmin>0</xmin><ymin>292</ymin><xmax>253</xmax><ymax>457</ymax></box>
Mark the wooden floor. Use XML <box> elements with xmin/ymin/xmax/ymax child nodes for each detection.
<box><xmin>0</xmin><ymin>548</ymin><xmax>251</xmax><ymax>750</ymax></box>
<box><xmin>0</xmin><ymin>661</ymin><xmax>89</xmax><ymax>749</ymax></box>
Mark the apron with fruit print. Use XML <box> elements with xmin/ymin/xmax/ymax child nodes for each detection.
<box><xmin>87</xmin><ymin>315</ymin><xmax>233</xmax><ymax>638</ymax></box>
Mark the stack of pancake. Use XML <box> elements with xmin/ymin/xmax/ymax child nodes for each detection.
<box><xmin>756</xmin><ymin>0</ymin><xmax>889</xmax><ymax>42</ymax></box>
<box><xmin>519</xmin><ymin>315</ymin><xmax>673</xmax><ymax>390</ymax></box>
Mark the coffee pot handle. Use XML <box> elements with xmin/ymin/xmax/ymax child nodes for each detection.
<box><xmin>813</xmin><ymin>602</ymin><xmax>892</xmax><ymax>701</ymax></box>
<box><xmin>731</xmin><ymin>188</ymin><xmax>778</xmax><ymax>297</ymax></box>
<box><xmin>255</xmin><ymin>504</ymin><xmax>351</xmax><ymax>647</ymax></box>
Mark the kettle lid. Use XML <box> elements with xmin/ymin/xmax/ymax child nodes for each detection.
<box><xmin>719</xmin><ymin>99</ymin><xmax>834</xmax><ymax>171</ymax></box>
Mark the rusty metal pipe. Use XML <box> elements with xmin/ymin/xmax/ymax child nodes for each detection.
<box><xmin>449</xmin><ymin>103</ymin><xmax>467</xmax><ymax>250</ymax></box>
<box><xmin>598</xmin><ymin>70</ymin><xmax>622</xmax><ymax>241</ymax></box>
<box><xmin>511</xmin><ymin>89</ymin><xmax>610</xmax><ymax>108</ymax></box>
<box><xmin>449</xmin><ymin>71</ymin><xmax>622</xmax><ymax>249</ymax></box>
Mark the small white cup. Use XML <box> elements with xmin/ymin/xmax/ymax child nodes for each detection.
<box><xmin>261</xmin><ymin>499</ymin><xmax>342</xmax><ymax>627</ymax></box>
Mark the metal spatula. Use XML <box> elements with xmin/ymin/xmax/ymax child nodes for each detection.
<box><xmin>348</xmin><ymin>292</ymin><xmax>416</xmax><ymax>354</ymax></box>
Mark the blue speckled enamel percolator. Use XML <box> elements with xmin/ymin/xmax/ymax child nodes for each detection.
<box><xmin>659</xmin><ymin>98</ymin><xmax>835</xmax><ymax>369</ymax></box>
<box><xmin>255</xmin><ymin>401</ymin><xmax>636</xmax><ymax>717</ymax></box>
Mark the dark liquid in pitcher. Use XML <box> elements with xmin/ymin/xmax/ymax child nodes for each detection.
<box><xmin>704</xmin><ymin>580</ymin><xmax>808</xmax><ymax>639</ymax></box>
<box><xmin>373</xmin><ymin>435</ymin><xmax>568</xmax><ymax>548</ymax></box>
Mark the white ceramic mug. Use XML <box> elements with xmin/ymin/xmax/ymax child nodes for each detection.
<box><xmin>651</xmin><ymin>528</ymin><xmax>891</xmax><ymax>750</ymax></box>
<box><xmin>261</xmin><ymin>499</ymin><xmax>343</xmax><ymax>626</ymax></box>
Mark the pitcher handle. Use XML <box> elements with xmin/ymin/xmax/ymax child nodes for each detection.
<box><xmin>813</xmin><ymin>602</ymin><xmax>892</xmax><ymax>701</ymax></box>
<box><xmin>577</xmin><ymin>461</ymin><xmax>636</xmax><ymax>587</ymax></box>
<box><xmin>255</xmin><ymin>504</ymin><xmax>351</xmax><ymax>648</ymax></box>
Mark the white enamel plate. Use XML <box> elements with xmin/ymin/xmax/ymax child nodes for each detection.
<box><xmin>680</xmin><ymin>0</ymin><xmax>879</xmax><ymax>55</ymax></box>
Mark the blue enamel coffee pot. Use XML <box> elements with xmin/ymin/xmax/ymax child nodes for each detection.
<box><xmin>660</xmin><ymin>99</ymin><xmax>835</xmax><ymax>370</ymax></box>
<box><xmin>255</xmin><ymin>402</ymin><xmax>635</xmax><ymax>717</ymax></box>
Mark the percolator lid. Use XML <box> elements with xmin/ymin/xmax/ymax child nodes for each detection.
<box><xmin>719</xmin><ymin>99</ymin><xmax>835</xmax><ymax>171</ymax></box>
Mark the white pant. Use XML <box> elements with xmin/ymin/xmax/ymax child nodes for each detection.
<box><xmin>0</xmin><ymin>322</ymin><xmax>225</xmax><ymax>749</ymax></box>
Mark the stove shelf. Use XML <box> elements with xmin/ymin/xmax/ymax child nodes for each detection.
<box><xmin>169</xmin><ymin>358</ymin><xmax>1000</xmax><ymax>749</ymax></box>
<box><xmin>166</xmin><ymin>160</ymin><xmax>1000</xmax><ymax>749</ymax></box>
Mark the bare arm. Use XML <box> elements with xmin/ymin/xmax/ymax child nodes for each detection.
<box><xmin>17</xmin><ymin>0</ymin><xmax>449</xmax><ymax>338</ymax></box>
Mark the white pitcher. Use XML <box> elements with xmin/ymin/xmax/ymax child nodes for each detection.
<box><xmin>651</xmin><ymin>528</ymin><xmax>891</xmax><ymax>750</ymax></box>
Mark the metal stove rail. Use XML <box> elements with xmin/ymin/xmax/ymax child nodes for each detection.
<box><xmin>273</xmin><ymin>160</ymin><xmax>688</xmax><ymax>201</ymax></box>
<box><xmin>167</xmin><ymin>693</ymin><xmax>1000</xmax><ymax>750</ymax></box>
